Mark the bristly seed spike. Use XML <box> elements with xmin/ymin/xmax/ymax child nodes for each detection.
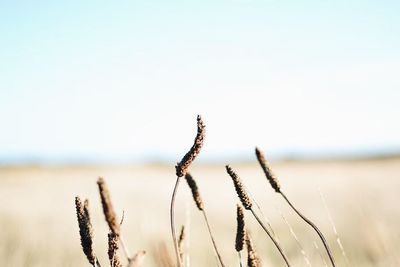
<box><xmin>225</xmin><ymin>165</ymin><xmax>252</xmax><ymax>209</ymax></box>
<box><xmin>75</xmin><ymin>196</ymin><xmax>98</xmax><ymax>266</ymax></box>
<box><xmin>235</xmin><ymin>204</ymin><xmax>245</xmax><ymax>252</ymax></box>
<box><xmin>185</xmin><ymin>173</ymin><xmax>204</xmax><ymax>210</ymax></box>
<box><xmin>175</xmin><ymin>115</ymin><xmax>205</xmax><ymax>177</ymax></box>
<box><xmin>97</xmin><ymin>177</ymin><xmax>120</xmax><ymax>236</ymax></box>
<box><xmin>255</xmin><ymin>147</ymin><xmax>281</xmax><ymax>193</ymax></box>
<box><xmin>246</xmin><ymin>232</ymin><xmax>262</xmax><ymax>267</ymax></box>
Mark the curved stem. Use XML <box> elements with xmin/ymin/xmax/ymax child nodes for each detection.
<box><xmin>170</xmin><ymin>177</ymin><xmax>183</xmax><ymax>267</ymax></box>
<box><xmin>202</xmin><ymin>210</ymin><xmax>226</xmax><ymax>267</ymax></box>
<box><xmin>280</xmin><ymin>191</ymin><xmax>336</xmax><ymax>267</ymax></box>
<box><xmin>250</xmin><ymin>209</ymin><xmax>291</xmax><ymax>267</ymax></box>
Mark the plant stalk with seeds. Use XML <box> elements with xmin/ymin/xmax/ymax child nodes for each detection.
<box><xmin>255</xmin><ymin>147</ymin><xmax>336</xmax><ymax>267</ymax></box>
<box><xmin>171</xmin><ymin>115</ymin><xmax>205</xmax><ymax>267</ymax></box>
<box><xmin>226</xmin><ymin>165</ymin><xmax>291</xmax><ymax>267</ymax></box>
<box><xmin>108</xmin><ymin>232</ymin><xmax>123</xmax><ymax>267</ymax></box>
<box><xmin>246</xmin><ymin>232</ymin><xmax>262</xmax><ymax>267</ymax></box>
<box><xmin>235</xmin><ymin>204</ymin><xmax>245</xmax><ymax>267</ymax></box>
<box><xmin>75</xmin><ymin>197</ymin><xmax>101</xmax><ymax>267</ymax></box>
<box><xmin>185</xmin><ymin>173</ymin><xmax>226</xmax><ymax>267</ymax></box>
<box><xmin>97</xmin><ymin>177</ymin><xmax>143</xmax><ymax>266</ymax></box>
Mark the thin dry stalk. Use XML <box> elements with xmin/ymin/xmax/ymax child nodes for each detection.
<box><xmin>250</xmin><ymin>209</ymin><xmax>291</xmax><ymax>267</ymax></box>
<box><xmin>108</xmin><ymin>232</ymin><xmax>123</xmax><ymax>267</ymax></box>
<box><xmin>248</xmin><ymin>192</ymin><xmax>277</xmax><ymax>239</ymax></box>
<box><xmin>281</xmin><ymin>187</ymin><xmax>336</xmax><ymax>267</ymax></box>
<box><xmin>171</xmin><ymin>115</ymin><xmax>206</xmax><ymax>267</ymax></box>
<box><xmin>279</xmin><ymin>210</ymin><xmax>312</xmax><ymax>267</ymax></box>
<box><xmin>185</xmin><ymin>172</ymin><xmax>225</xmax><ymax>267</ymax></box>
<box><xmin>178</xmin><ymin>226</ymin><xmax>185</xmax><ymax>263</ymax></box>
<box><xmin>75</xmin><ymin>197</ymin><xmax>101</xmax><ymax>267</ymax></box>
<box><xmin>201</xmin><ymin>210</ymin><xmax>226</xmax><ymax>267</ymax></box>
<box><xmin>238</xmin><ymin>252</ymin><xmax>243</xmax><ymax>267</ymax></box>
<box><xmin>225</xmin><ymin>166</ymin><xmax>291</xmax><ymax>267</ymax></box>
<box><xmin>170</xmin><ymin>177</ymin><xmax>183</xmax><ymax>267</ymax></box>
<box><xmin>246</xmin><ymin>232</ymin><xmax>262</xmax><ymax>267</ymax></box>
<box><xmin>319</xmin><ymin>189</ymin><xmax>350</xmax><ymax>266</ymax></box>
<box><xmin>314</xmin><ymin>241</ymin><xmax>329</xmax><ymax>267</ymax></box>
<box><xmin>255</xmin><ymin>147</ymin><xmax>337</xmax><ymax>267</ymax></box>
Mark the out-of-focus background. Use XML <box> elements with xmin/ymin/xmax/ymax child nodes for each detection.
<box><xmin>1</xmin><ymin>1</ymin><xmax>399</xmax><ymax>266</ymax></box>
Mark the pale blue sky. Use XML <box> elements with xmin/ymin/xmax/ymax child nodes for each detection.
<box><xmin>1</xmin><ymin>0</ymin><xmax>399</xmax><ymax>163</ymax></box>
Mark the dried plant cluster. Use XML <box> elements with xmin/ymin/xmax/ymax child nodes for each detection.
<box><xmin>75</xmin><ymin>178</ymin><xmax>146</xmax><ymax>267</ymax></box>
<box><xmin>75</xmin><ymin>115</ymin><xmax>340</xmax><ymax>267</ymax></box>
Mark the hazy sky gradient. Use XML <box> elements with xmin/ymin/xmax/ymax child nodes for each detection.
<box><xmin>1</xmin><ymin>0</ymin><xmax>399</xmax><ymax>163</ymax></box>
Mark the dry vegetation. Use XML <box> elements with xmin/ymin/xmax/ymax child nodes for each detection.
<box><xmin>1</xmin><ymin>116</ymin><xmax>400</xmax><ymax>266</ymax></box>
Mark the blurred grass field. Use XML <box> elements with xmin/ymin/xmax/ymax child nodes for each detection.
<box><xmin>1</xmin><ymin>158</ymin><xmax>399</xmax><ymax>266</ymax></box>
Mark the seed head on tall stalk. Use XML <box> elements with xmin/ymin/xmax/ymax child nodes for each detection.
<box><xmin>255</xmin><ymin>147</ymin><xmax>336</xmax><ymax>267</ymax></box>
<box><xmin>246</xmin><ymin>232</ymin><xmax>262</xmax><ymax>267</ymax></box>
<box><xmin>235</xmin><ymin>204</ymin><xmax>246</xmax><ymax>267</ymax></box>
<box><xmin>185</xmin><ymin>172</ymin><xmax>226</xmax><ymax>267</ymax></box>
<box><xmin>75</xmin><ymin>197</ymin><xmax>101</xmax><ymax>267</ymax></box>
<box><xmin>226</xmin><ymin>165</ymin><xmax>291</xmax><ymax>267</ymax></box>
<box><xmin>171</xmin><ymin>115</ymin><xmax>205</xmax><ymax>267</ymax></box>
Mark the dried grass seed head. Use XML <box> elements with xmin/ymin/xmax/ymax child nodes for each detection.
<box><xmin>175</xmin><ymin>115</ymin><xmax>205</xmax><ymax>177</ymax></box>
<box><xmin>108</xmin><ymin>232</ymin><xmax>123</xmax><ymax>267</ymax></box>
<box><xmin>255</xmin><ymin>147</ymin><xmax>281</xmax><ymax>193</ymax></box>
<box><xmin>97</xmin><ymin>177</ymin><xmax>120</xmax><ymax>235</ymax></box>
<box><xmin>235</xmin><ymin>204</ymin><xmax>245</xmax><ymax>252</ymax></box>
<box><xmin>225</xmin><ymin>165</ymin><xmax>252</xmax><ymax>209</ymax></box>
<box><xmin>185</xmin><ymin>173</ymin><xmax>204</xmax><ymax>210</ymax></box>
<box><xmin>246</xmin><ymin>232</ymin><xmax>262</xmax><ymax>267</ymax></box>
<box><xmin>75</xmin><ymin>196</ymin><xmax>97</xmax><ymax>266</ymax></box>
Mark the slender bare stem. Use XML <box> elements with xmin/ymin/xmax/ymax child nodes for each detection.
<box><xmin>201</xmin><ymin>210</ymin><xmax>226</xmax><ymax>267</ymax></box>
<box><xmin>250</xmin><ymin>209</ymin><xmax>291</xmax><ymax>267</ymax></box>
<box><xmin>279</xmin><ymin>209</ymin><xmax>312</xmax><ymax>267</ymax></box>
<box><xmin>238</xmin><ymin>252</ymin><xmax>243</xmax><ymax>267</ymax></box>
<box><xmin>319</xmin><ymin>189</ymin><xmax>350</xmax><ymax>266</ymax></box>
<box><xmin>170</xmin><ymin>176</ymin><xmax>183</xmax><ymax>267</ymax></box>
<box><xmin>117</xmin><ymin>213</ymin><xmax>135</xmax><ymax>265</ymax></box>
<box><xmin>119</xmin><ymin>236</ymin><xmax>132</xmax><ymax>261</ymax></box>
<box><xmin>280</xmin><ymin>192</ymin><xmax>336</xmax><ymax>267</ymax></box>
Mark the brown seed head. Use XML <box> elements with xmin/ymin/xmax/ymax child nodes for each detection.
<box><xmin>255</xmin><ymin>147</ymin><xmax>281</xmax><ymax>192</ymax></box>
<box><xmin>226</xmin><ymin>165</ymin><xmax>252</xmax><ymax>209</ymax></box>
<box><xmin>235</xmin><ymin>204</ymin><xmax>246</xmax><ymax>252</ymax></box>
<box><xmin>246</xmin><ymin>232</ymin><xmax>262</xmax><ymax>267</ymax></box>
<box><xmin>175</xmin><ymin>115</ymin><xmax>205</xmax><ymax>177</ymax></box>
<box><xmin>75</xmin><ymin>196</ymin><xmax>97</xmax><ymax>266</ymax></box>
<box><xmin>108</xmin><ymin>232</ymin><xmax>123</xmax><ymax>267</ymax></box>
<box><xmin>97</xmin><ymin>177</ymin><xmax>120</xmax><ymax>235</ymax></box>
<box><xmin>184</xmin><ymin>173</ymin><xmax>204</xmax><ymax>210</ymax></box>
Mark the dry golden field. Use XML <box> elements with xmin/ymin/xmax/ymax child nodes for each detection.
<box><xmin>1</xmin><ymin>158</ymin><xmax>399</xmax><ymax>267</ymax></box>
